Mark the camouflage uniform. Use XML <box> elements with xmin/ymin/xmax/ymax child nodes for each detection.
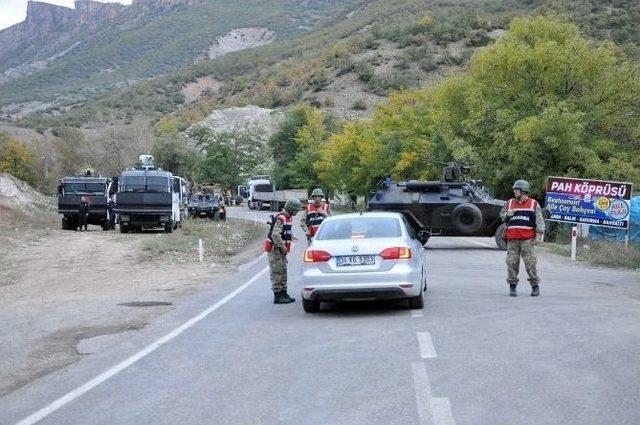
<box><xmin>500</xmin><ymin>197</ymin><xmax>545</xmax><ymax>286</ymax></box>
<box><xmin>268</xmin><ymin>216</ymin><xmax>289</xmax><ymax>293</ymax></box>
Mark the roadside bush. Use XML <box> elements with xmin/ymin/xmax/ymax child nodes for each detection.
<box><xmin>352</xmin><ymin>99</ymin><xmax>368</xmax><ymax>110</ymax></box>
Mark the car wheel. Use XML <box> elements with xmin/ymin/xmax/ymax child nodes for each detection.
<box><xmin>408</xmin><ymin>290</ymin><xmax>424</xmax><ymax>309</ymax></box>
<box><xmin>303</xmin><ymin>298</ymin><xmax>320</xmax><ymax>313</ymax></box>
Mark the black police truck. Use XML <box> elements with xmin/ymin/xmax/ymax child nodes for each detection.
<box><xmin>115</xmin><ymin>163</ymin><xmax>188</xmax><ymax>233</ymax></box>
<box><xmin>57</xmin><ymin>176</ymin><xmax>112</xmax><ymax>231</ymax></box>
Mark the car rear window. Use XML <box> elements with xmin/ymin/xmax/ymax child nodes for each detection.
<box><xmin>316</xmin><ymin>217</ymin><xmax>402</xmax><ymax>240</ymax></box>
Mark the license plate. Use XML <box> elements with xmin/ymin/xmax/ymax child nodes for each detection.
<box><xmin>336</xmin><ymin>255</ymin><xmax>375</xmax><ymax>267</ymax></box>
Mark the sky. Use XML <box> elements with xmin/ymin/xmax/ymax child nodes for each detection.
<box><xmin>0</xmin><ymin>0</ymin><xmax>131</xmax><ymax>30</ymax></box>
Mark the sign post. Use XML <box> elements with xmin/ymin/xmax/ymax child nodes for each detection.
<box><xmin>545</xmin><ymin>177</ymin><xmax>633</xmax><ymax>258</ymax></box>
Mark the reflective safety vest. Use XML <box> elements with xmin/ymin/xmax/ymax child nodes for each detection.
<box><xmin>505</xmin><ymin>197</ymin><xmax>538</xmax><ymax>240</ymax></box>
<box><xmin>306</xmin><ymin>202</ymin><xmax>330</xmax><ymax>237</ymax></box>
<box><xmin>264</xmin><ymin>213</ymin><xmax>293</xmax><ymax>252</ymax></box>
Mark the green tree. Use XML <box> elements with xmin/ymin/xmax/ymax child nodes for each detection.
<box><xmin>187</xmin><ymin>126</ymin><xmax>264</xmax><ymax>191</ymax></box>
<box><xmin>268</xmin><ymin>104</ymin><xmax>314</xmax><ymax>189</ymax></box>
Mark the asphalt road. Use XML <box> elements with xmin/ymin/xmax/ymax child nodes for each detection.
<box><xmin>2</xmin><ymin>208</ymin><xmax>639</xmax><ymax>425</ymax></box>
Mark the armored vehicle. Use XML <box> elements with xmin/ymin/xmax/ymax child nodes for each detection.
<box><xmin>187</xmin><ymin>193</ymin><xmax>220</xmax><ymax>219</ymax></box>
<box><xmin>368</xmin><ymin>162</ymin><xmax>507</xmax><ymax>249</ymax></box>
<box><xmin>57</xmin><ymin>175</ymin><xmax>111</xmax><ymax>231</ymax></box>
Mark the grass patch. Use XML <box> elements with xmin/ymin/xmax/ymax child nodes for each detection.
<box><xmin>139</xmin><ymin>218</ymin><xmax>264</xmax><ymax>263</ymax></box>
<box><xmin>543</xmin><ymin>241</ymin><xmax>640</xmax><ymax>270</ymax></box>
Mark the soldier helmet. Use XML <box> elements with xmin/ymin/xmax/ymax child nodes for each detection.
<box><xmin>311</xmin><ymin>188</ymin><xmax>324</xmax><ymax>197</ymax></box>
<box><xmin>284</xmin><ymin>198</ymin><xmax>302</xmax><ymax>213</ymax></box>
<box><xmin>512</xmin><ymin>180</ymin><xmax>530</xmax><ymax>193</ymax></box>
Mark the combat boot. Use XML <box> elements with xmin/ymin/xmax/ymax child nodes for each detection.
<box><xmin>282</xmin><ymin>292</ymin><xmax>296</xmax><ymax>303</ymax></box>
<box><xmin>509</xmin><ymin>284</ymin><xmax>517</xmax><ymax>297</ymax></box>
<box><xmin>531</xmin><ymin>285</ymin><xmax>540</xmax><ymax>297</ymax></box>
<box><xmin>273</xmin><ymin>291</ymin><xmax>295</xmax><ymax>304</ymax></box>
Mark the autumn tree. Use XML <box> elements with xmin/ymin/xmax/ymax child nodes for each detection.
<box><xmin>0</xmin><ymin>133</ymin><xmax>39</xmax><ymax>185</ymax></box>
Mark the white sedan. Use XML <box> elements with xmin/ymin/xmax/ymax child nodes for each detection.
<box><xmin>300</xmin><ymin>212</ymin><xmax>428</xmax><ymax>313</ymax></box>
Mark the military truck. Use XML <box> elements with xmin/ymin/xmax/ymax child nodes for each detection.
<box><xmin>57</xmin><ymin>175</ymin><xmax>112</xmax><ymax>231</ymax></box>
<box><xmin>368</xmin><ymin>162</ymin><xmax>508</xmax><ymax>249</ymax></box>
<box><xmin>238</xmin><ymin>176</ymin><xmax>308</xmax><ymax>211</ymax></box>
<box><xmin>115</xmin><ymin>156</ymin><xmax>188</xmax><ymax>233</ymax></box>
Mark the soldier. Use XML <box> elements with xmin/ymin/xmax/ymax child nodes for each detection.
<box><xmin>79</xmin><ymin>197</ymin><xmax>90</xmax><ymax>231</ymax></box>
<box><xmin>107</xmin><ymin>198</ymin><xmax>116</xmax><ymax>230</ymax></box>
<box><xmin>500</xmin><ymin>180</ymin><xmax>545</xmax><ymax>297</ymax></box>
<box><xmin>265</xmin><ymin>198</ymin><xmax>302</xmax><ymax>304</ymax></box>
<box><xmin>300</xmin><ymin>188</ymin><xmax>331</xmax><ymax>245</ymax></box>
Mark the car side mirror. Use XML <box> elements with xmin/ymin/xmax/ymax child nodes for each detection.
<box><xmin>417</xmin><ymin>230</ymin><xmax>430</xmax><ymax>244</ymax></box>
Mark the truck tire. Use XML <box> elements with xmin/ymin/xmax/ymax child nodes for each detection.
<box><xmin>120</xmin><ymin>224</ymin><xmax>129</xmax><ymax>234</ymax></box>
<box><xmin>61</xmin><ymin>217</ymin><xmax>68</xmax><ymax>230</ymax></box>
<box><xmin>451</xmin><ymin>203</ymin><xmax>483</xmax><ymax>234</ymax></box>
<box><xmin>165</xmin><ymin>223</ymin><xmax>173</xmax><ymax>233</ymax></box>
<box><xmin>494</xmin><ymin>223</ymin><xmax>507</xmax><ymax>251</ymax></box>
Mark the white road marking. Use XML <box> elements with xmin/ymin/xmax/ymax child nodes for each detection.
<box><xmin>412</xmin><ymin>362</ymin><xmax>434</xmax><ymax>425</ymax></box>
<box><xmin>411</xmin><ymin>310</ymin><xmax>424</xmax><ymax>318</ymax></box>
<box><xmin>431</xmin><ymin>397</ymin><xmax>457</xmax><ymax>425</ymax></box>
<box><xmin>14</xmin><ymin>267</ymin><xmax>269</xmax><ymax>425</ymax></box>
<box><xmin>417</xmin><ymin>331</ymin><xmax>437</xmax><ymax>359</ymax></box>
<box><xmin>412</xmin><ymin>363</ymin><xmax>457</xmax><ymax>425</ymax></box>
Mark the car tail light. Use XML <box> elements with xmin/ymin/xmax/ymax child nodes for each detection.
<box><xmin>304</xmin><ymin>250</ymin><xmax>332</xmax><ymax>262</ymax></box>
<box><xmin>380</xmin><ymin>247</ymin><xmax>412</xmax><ymax>260</ymax></box>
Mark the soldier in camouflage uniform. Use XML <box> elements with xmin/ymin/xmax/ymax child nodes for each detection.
<box><xmin>265</xmin><ymin>198</ymin><xmax>302</xmax><ymax>304</ymax></box>
<box><xmin>500</xmin><ymin>180</ymin><xmax>545</xmax><ymax>297</ymax></box>
<box><xmin>300</xmin><ymin>188</ymin><xmax>331</xmax><ymax>245</ymax></box>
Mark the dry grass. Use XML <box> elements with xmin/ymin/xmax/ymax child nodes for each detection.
<box><xmin>544</xmin><ymin>241</ymin><xmax>640</xmax><ymax>271</ymax></box>
<box><xmin>139</xmin><ymin>218</ymin><xmax>264</xmax><ymax>264</ymax></box>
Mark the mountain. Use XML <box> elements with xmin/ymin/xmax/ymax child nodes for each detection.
<box><xmin>3</xmin><ymin>0</ymin><xmax>639</xmax><ymax>130</ymax></box>
<box><xmin>0</xmin><ymin>0</ymin><xmax>364</xmax><ymax>117</ymax></box>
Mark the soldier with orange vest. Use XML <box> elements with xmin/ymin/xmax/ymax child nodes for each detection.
<box><xmin>500</xmin><ymin>180</ymin><xmax>545</xmax><ymax>297</ymax></box>
<box><xmin>300</xmin><ymin>188</ymin><xmax>331</xmax><ymax>244</ymax></box>
<box><xmin>265</xmin><ymin>198</ymin><xmax>302</xmax><ymax>304</ymax></box>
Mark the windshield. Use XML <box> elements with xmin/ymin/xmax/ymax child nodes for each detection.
<box><xmin>146</xmin><ymin>176</ymin><xmax>170</xmax><ymax>193</ymax></box>
<box><xmin>63</xmin><ymin>183</ymin><xmax>105</xmax><ymax>195</ymax></box>
<box><xmin>254</xmin><ymin>184</ymin><xmax>273</xmax><ymax>193</ymax></box>
<box><xmin>315</xmin><ymin>217</ymin><xmax>402</xmax><ymax>240</ymax></box>
<box><xmin>120</xmin><ymin>175</ymin><xmax>169</xmax><ymax>193</ymax></box>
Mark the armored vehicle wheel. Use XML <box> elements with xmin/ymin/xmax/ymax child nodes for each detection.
<box><xmin>494</xmin><ymin>223</ymin><xmax>507</xmax><ymax>251</ymax></box>
<box><xmin>408</xmin><ymin>290</ymin><xmax>424</xmax><ymax>309</ymax></box>
<box><xmin>451</xmin><ymin>203</ymin><xmax>483</xmax><ymax>234</ymax></box>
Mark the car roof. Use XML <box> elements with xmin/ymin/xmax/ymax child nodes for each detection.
<box><xmin>325</xmin><ymin>211</ymin><xmax>405</xmax><ymax>220</ymax></box>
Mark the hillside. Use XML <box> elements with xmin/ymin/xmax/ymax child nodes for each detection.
<box><xmin>0</xmin><ymin>0</ymin><xmax>365</xmax><ymax>118</ymax></box>
<box><xmin>9</xmin><ymin>0</ymin><xmax>640</xmax><ymax>131</ymax></box>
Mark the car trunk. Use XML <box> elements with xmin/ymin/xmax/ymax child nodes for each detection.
<box><xmin>309</xmin><ymin>238</ymin><xmax>406</xmax><ymax>274</ymax></box>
